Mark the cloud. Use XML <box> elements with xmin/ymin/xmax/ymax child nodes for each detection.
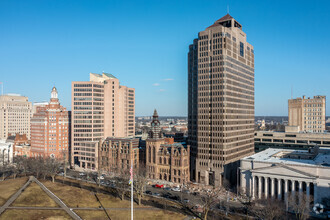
<box><xmin>159</xmin><ymin>89</ymin><xmax>165</xmax><ymax>92</ymax></box>
<box><xmin>162</xmin><ymin>78</ymin><xmax>174</xmax><ymax>81</ymax></box>
<box><xmin>153</xmin><ymin>83</ymin><xmax>160</xmax><ymax>86</ymax></box>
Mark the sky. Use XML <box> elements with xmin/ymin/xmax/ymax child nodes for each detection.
<box><xmin>0</xmin><ymin>0</ymin><xmax>329</xmax><ymax>116</ymax></box>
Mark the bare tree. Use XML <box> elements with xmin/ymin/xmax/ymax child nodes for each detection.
<box><xmin>288</xmin><ymin>193</ymin><xmax>310</xmax><ymax>220</ymax></box>
<box><xmin>30</xmin><ymin>156</ymin><xmax>44</xmax><ymax>178</ymax></box>
<box><xmin>113</xmin><ymin>167</ymin><xmax>130</xmax><ymax>201</ymax></box>
<box><xmin>0</xmin><ymin>160</ymin><xmax>9</xmax><ymax>181</ymax></box>
<box><xmin>45</xmin><ymin>157</ymin><xmax>61</xmax><ymax>183</ymax></box>
<box><xmin>199</xmin><ymin>188</ymin><xmax>223</xmax><ymax>220</ymax></box>
<box><xmin>237</xmin><ymin>186</ymin><xmax>253</xmax><ymax>218</ymax></box>
<box><xmin>60</xmin><ymin>149</ymin><xmax>69</xmax><ymax>178</ymax></box>
<box><xmin>133</xmin><ymin>165</ymin><xmax>148</xmax><ymax>206</ymax></box>
<box><xmin>252</xmin><ymin>198</ymin><xmax>285</xmax><ymax>220</ymax></box>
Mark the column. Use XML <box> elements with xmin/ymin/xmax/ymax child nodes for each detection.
<box><xmin>265</xmin><ymin>177</ymin><xmax>269</xmax><ymax>199</ymax></box>
<box><xmin>291</xmin><ymin>180</ymin><xmax>295</xmax><ymax>197</ymax></box>
<box><xmin>314</xmin><ymin>183</ymin><xmax>317</xmax><ymax>206</ymax></box>
<box><xmin>298</xmin><ymin>181</ymin><xmax>303</xmax><ymax>205</ymax></box>
<box><xmin>258</xmin><ymin>176</ymin><xmax>262</xmax><ymax>199</ymax></box>
<box><xmin>271</xmin><ymin>178</ymin><xmax>275</xmax><ymax>198</ymax></box>
<box><xmin>278</xmin><ymin>179</ymin><xmax>282</xmax><ymax>200</ymax></box>
<box><xmin>284</xmin><ymin>179</ymin><xmax>288</xmax><ymax>211</ymax></box>
<box><xmin>251</xmin><ymin>175</ymin><xmax>255</xmax><ymax>199</ymax></box>
<box><xmin>306</xmin><ymin>182</ymin><xmax>310</xmax><ymax>209</ymax></box>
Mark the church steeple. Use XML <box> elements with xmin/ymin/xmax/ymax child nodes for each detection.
<box><xmin>149</xmin><ymin>109</ymin><xmax>162</xmax><ymax>139</ymax></box>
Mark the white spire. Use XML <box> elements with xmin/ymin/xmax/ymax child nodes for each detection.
<box><xmin>51</xmin><ymin>86</ymin><xmax>58</xmax><ymax>99</ymax></box>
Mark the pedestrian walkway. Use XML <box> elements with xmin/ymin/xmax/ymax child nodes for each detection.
<box><xmin>0</xmin><ymin>176</ymin><xmax>81</xmax><ymax>220</ymax></box>
<box><xmin>0</xmin><ymin>176</ymin><xmax>33</xmax><ymax>215</ymax></box>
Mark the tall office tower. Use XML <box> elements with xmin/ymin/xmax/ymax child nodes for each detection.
<box><xmin>30</xmin><ymin>87</ymin><xmax>69</xmax><ymax>158</ymax></box>
<box><xmin>188</xmin><ymin>14</ymin><xmax>255</xmax><ymax>186</ymax></box>
<box><xmin>288</xmin><ymin>95</ymin><xmax>326</xmax><ymax>133</ymax></box>
<box><xmin>72</xmin><ymin>73</ymin><xmax>135</xmax><ymax>170</ymax></box>
<box><xmin>0</xmin><ymin>94</ymin><xmax>32</xmax><ymax>140</ymax></box>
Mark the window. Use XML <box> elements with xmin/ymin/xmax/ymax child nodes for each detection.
<box><xmin>240</xmin><ymin>42</ymin><xmax>244</xmax><ymax>57</ymax></box>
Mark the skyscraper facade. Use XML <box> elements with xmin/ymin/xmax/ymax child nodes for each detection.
<box><xmin>30</xmin><ymin>87</ymin><xmax>69</xmax><ymax>158</ymax></box>
<box><xmin>188</xmin><ymin>14</ymin><xmax>255</xmax><ymax>186</ymax></box>
<box><xmin>0</xmin><ymin>94</ymin><xmax>32</xmax><ymax>140</ymax></box>
<box><xmin>288</xmin><ymin>95</ymin><xmax>326</xmax><ymax>133</ymax></box>
<box><xmin>71</xmin><ymin>73</ymin><xmax>135</xmax><ymax>170</ymax></box>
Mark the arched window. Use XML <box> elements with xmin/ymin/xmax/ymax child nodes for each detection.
<box><xmin>164</xmin><ymin>157</ymin><xmax>167</xmax><ymax>165</ymax></box>
<box><xmin>148</xmin><ymin>146</ymin><xmax>151</xmax><ymax>163</ymax></box>
<box><xmin>159</xmin><ymin>157</ymin><xmax>162</xmax><ymax>164</ymax></box>
<box><xmin>153</xmin><ymin>147</ymin><xmax>156</xmax><ymax>163</ymax></box>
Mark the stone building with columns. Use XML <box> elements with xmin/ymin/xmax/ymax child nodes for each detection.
<box><xmin>240</xmin><ymin>147</ymin><xmax>330</xmax><ymax>207</ymax></box>
<box><xmin>146</xmin><ymin>110</ymin><xmax>190</xmax><ymax>184</ymax></box>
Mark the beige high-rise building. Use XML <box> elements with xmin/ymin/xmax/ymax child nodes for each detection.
<box><xmin>188</xmin><ymin>14</ymin><xmax>255</xmax><ymax>186</ymax></box>
<box><xmin>0</xmin><ymin>94</ymin><xmax>32</xmax><ymax>140</ymax></box>
<box><xmin>71</xmin><ymin>73</ymin><xmax>135</xmax><ymax>170</ymax></box>
<box><xmin>288</xmin><ymin>95</ymin><xmax>326</xmax><ymax>133</ymax></box>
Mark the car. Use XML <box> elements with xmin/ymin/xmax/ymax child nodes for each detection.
<box><xmin>169</xmin><ymin>195</ymin><xmax>180</xmax><ymax>201</ymax></box>
<box><xmin>97</xmin><ymin>176</ymin><xmax>105</xmax><ymax>180</ymax></box>
<box><xmin>164</xmin><ymin>187</ymin><xmax>171</xmax><ymax>191</ymax></box>
<box><xmin>145</xmin><ymin>190</ymin><xmax>152</xmax><ymax>195</ymax></box>
<box><xmin>162</xmin><ymin>194</ymin><xmax>170</xmax><ymax>198</ymax></box>
<box><xmin>172</xmin><ymin>187</ymin><xmax>181</xmax><ymax>192</ymax></box>
<box><xmin>155</xmin><ymin>184</ymin><xmax>164</xmax><ymax>188</ymax></box>
<box><xmin>183</xmin><ymin>190</ymin><xmax>190</xmax><ymax>194</ymax></box>
<box><xmin>153</xmin><ymin>192</ymin><xmax>161</xmax><ymax>196</ymax></box>
<box><xmin>183</xmin><ymin>199</ymin><xmax>190</xmax><ymax>203</ymax></box>
<box><xmin>79</xmin><ymin>172</ymin><xmax>85</xmax><ymax>176</ymax></box>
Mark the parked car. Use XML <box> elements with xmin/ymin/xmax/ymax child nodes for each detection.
<box><xmin>172</xmin><ymin>187</ymin><xmax>181</xmax><ymax>192</ymax></box>
<box><xmin>97</xmin><ymin>176</ymin><xmax>105</xmax><ymax>180</ymax></box>
<box><xmin>183</xmin><ymin>199</ymin><xmax>190</xmax><ymax>203</ymax></box>
<box><xmin>145</xmin><ymin>190</ymin><xmax>152</xmax><ymax>195</ymax></box>
<box><xmin>164</xmin><ymin>187</ymin><xmax>171</xmax><ymax>191</ymax></box>
<box><xmin>153</xmin><ymin>192</ymin><xmax>161</xmax><ymax>196</ymax></box>
<box><xmin>169</xmin><ymin>195</ymin><xmax>180</xmax><ymax>201</ymax></box>
<box><xmin>79</xmin><ymin>172</ymin><xmax>85</xmax><ymax>176</ymax></box>
<box><xmin>155</xmin><ymin>184</ymin><xmax>164</xmax><ymax>188</ymax></box>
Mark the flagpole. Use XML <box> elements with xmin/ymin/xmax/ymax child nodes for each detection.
<box><xmin>131</xmin><ymin>161</ymin><xmax>133</xmax><ymax>220</ymax></box>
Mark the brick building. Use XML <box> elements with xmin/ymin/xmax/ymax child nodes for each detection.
<box><xmin>146</xmin><ymin>110</ymin><xmax>190</xmax><ymax>184</ymax></box>
<box><xmin>98</xmin><ymin>137</ymin><xmax>139</xmax><ymax>173</ymax></box>
<box><xmin>30</xmin><ymin>87</ymin><xmax>69</xmax><ymax>158</ymax></box>
<box><xmin>7</xmin><ymin>133</ymin><xmax>30</xmax><ymax>157</ymax></box>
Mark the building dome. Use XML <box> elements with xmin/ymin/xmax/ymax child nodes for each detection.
<box><xmin>51</xmin><ymin>86</ymin><xmax>58</xmax><ymax>99</ymax></box>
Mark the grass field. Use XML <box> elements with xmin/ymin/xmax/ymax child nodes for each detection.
<box><xmin>0</xmin><ymin>178</ymin><xmax>186</xmax><ymax>220</ymax></box>
<box><xmin>0</xmin><ymin>177</ymin><xmax>28</xmax><ymax>206</ymax></box>
<box><xmin>0</xmin><ymin>209</ymin><xmax>71</xmax><ymax>220</ymax></box>
<box><xmin>76</xmin><ymin>209</ymin><xmax>186</xmax><ymax>220</ymax></box>
<box><xmin>11</xmin><ymin>182</ymin><xmax>58</xmax><ymax>207</ymax></box>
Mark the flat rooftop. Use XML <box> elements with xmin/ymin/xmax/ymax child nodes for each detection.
<box><xmin>243</xmin><ymin>148</ymin><xmax>330</xmax><ymax>167</ymax></box>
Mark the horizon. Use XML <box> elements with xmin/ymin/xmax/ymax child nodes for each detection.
<box><xmin>1</xmin><ymin>0</ymin><xmax>329</xmax><ymax>116</ymax></box>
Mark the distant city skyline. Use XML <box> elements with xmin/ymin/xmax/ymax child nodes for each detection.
<box><xmin>1</xmin><ymin>0</ymin><xmax>329</xmax><ymax>116</ymax></box>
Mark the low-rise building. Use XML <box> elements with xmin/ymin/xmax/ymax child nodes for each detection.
<box><xmin>98</xmin><ymin>137</ymin><xmax>139</xmax><ymax>173</ymax></box>
<box><xmin>240</xmin><ymin>147</ymin><xmax>330</xmax><ymax>206</ymax></box>
<box><xmin>7</xmin><ymin>133</ymin><xmax>30</xmax><ymax>157</ymax></box>
<box><xmin>146</xmin><ymin>110</ymin><xmax>190</xmax><ymax>184</ymax></box>
<box><xmin>255</xmin><ymin>129</ymin><xmax>330</xmax><ymax>152</ymax></box>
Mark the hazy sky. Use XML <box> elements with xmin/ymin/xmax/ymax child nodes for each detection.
<box><xmin>1</xmin><ymin>0</ymin><xmax>329</xmax><ymax>116</ymax></box>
